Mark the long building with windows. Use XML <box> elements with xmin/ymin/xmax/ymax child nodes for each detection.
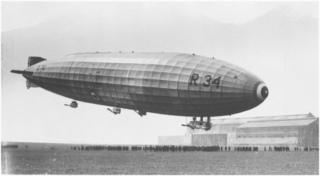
<box><xmin>158</xmin><ymin>113</ymin><xmax>319</xmax><ymax>147</ymax></box>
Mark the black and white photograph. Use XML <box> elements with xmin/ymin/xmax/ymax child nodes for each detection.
<box><xmin>1</xmin><ymin>1</ymin><xmax>319</xmax><ymax>175</ymax></box>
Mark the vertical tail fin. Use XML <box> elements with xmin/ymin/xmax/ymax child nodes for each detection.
<box><xmin>26</xmin><ymin>80</ymin><xmax>38</xmax><ymax>89</ymax></box>
<box><xmin>28</xmin><ymin>56</ymin><xmax>46</xmax><ymax>67</ymax></box>
<box><xmin>26</xmin><ymin>57</ymin><xmax>46</xmax><ymax>89</ymax></box>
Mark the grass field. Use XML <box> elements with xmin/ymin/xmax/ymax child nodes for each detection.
<box><xmin>2</xmin><ymin>148</ymin><xmax>318</xmax><ymax>175</ymax></box>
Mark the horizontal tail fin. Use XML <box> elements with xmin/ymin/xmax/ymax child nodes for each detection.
<box><xmin>12</xmin><ymin>56</ymin><xmax>46</xmax><ymax>89</ymax></box>
<box><xmin>10</xmin><ymin>70</ymin><xmax>32</xmax><ymax>74</ymax></box>
<box><xmin>11</xmin><ymin>70</ymin><xmax>38</xmax><ymax>89</ymax></box>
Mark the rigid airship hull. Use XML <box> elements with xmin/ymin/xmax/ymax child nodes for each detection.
<box><xmin>19</xmin><ymin>53</ymin><xmax>268</xmax><ymax>117</ymax></box>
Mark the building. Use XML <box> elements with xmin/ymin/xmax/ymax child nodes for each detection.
<box><xmin>158</xmin><ymin>134</ymin><xmax>227</xmax><ymax>146</ymax></box>
<box><xmin>158</xmin><ymin>113</ymin><xmax>319</xmax><ymax>147</ymax></box>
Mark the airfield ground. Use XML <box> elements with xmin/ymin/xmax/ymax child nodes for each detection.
<box><xmin>2</xmin><ymin>148</ymin><xmax>318</xmax><ymax>175</ymax></box>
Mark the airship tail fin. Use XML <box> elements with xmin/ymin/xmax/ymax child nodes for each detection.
<box><xmin>26</xmin><ymin>80</ymin><xmax>38</xmax><ymax>89</ymax></box>
<box><xmin>25</xmin><ymin>57</ymin><xmax>46</xmax><ymax>89</ymax></box>
<box><xmin>11</xmin><ymin>70</ymin><xmax>30</xmax><ymax>74</ymax></box>
<box><xmin>11</xmin><ymin>56</ymin><xmax>45</xmax><ymax>89</ymax></box>
<box><xmin>28</xmin><ymin>56</ymin><xmax>46</xmax><ymax>67</ymax></box>
<box><xmin>11</xmin><ymin>70</ymin><xmax>39</xmax><ymax>89</ymax></box>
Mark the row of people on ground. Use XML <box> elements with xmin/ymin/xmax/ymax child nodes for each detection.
<box><xmin>69</xmin><ymin>145</ymin><xmax>319</xmax><ymax>152</ymax></box>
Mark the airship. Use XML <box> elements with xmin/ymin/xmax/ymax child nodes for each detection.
<box><xmin>11</xmin><ymin>52</ymin><xmax>268</xmax><ymax>130</ymax></box>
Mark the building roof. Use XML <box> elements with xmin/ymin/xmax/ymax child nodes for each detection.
<box><xmin>210</xmin><ymin>113</ymin><xmax>317</xmax><ymax>125</ymax></box>
<box><xmin>237</xmin><ymin>119</ymin><xmax>318</xmax><ymax>128</ymax></box>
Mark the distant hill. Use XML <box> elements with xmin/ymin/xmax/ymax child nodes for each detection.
<box><xmin>2</xmin><ymin>4</ymin><xmax>317</xmax><ymax>87</ymax></box>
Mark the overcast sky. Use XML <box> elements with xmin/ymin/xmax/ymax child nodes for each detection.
<box><xmin>3</xmin><ymin>1</ymin><xmax>317</xmax><ymax>32</ymax></box>
<box><xmin>1</xmin><ymin>1</ymin><xmax>319</xmax><ymax>145</ymax></box>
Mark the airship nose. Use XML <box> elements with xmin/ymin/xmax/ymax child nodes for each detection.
<box><xmin>254</xmin><ymin>82</ymin><xmax>269</xmax><ymax>102</ymax></box>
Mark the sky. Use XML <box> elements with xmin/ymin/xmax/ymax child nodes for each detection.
<box><xmin>3</xmin><ymin>1</ymin><xmax>317</xmax><ymax>32</ymax></box>
<box><xmin>1</xmin><ymin>1</ymin><xmax>319</xmax><ymax>145</ymax></box>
